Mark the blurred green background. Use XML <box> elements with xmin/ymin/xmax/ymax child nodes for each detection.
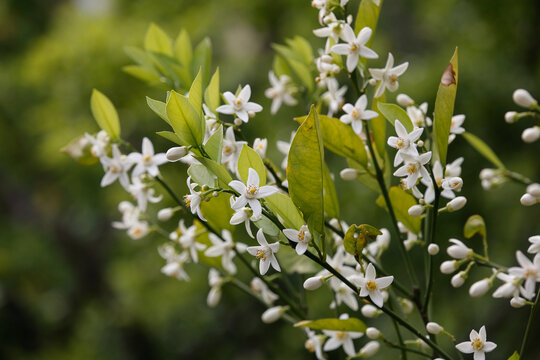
<box><xmin>0</xmin><ymin>0</ymin><xmax>539</xmax><ymax>359</ymax></box>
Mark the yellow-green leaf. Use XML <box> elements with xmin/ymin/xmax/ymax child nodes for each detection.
<box><xmin>377</xmin><ymin>102</ymin><xmax>414</xmax><ymax>132</ymax></box>
<box><xmin>237</xmin><ymin>145</ymin><xmax>266</xmax><ymax>185</ymax></box>
<box><xmin>371</xmin><ymin>95</ymin><xmax>387</xmax><ymax>162</ymax></box>
<box><xmin>174</xmin><ymin>29</ymin><xmax>192</xmax><ymax>68</ymax></box>
<box><xmin>166</xmin><ymin>90</ymin><xmax>203</xmax><ymax>147</ymax></box>
<box><xmin>204</xmin><ymin>68</ymin><xmax>220</xmax><ymax>113</ymax></box>
<box><xmin>355</xmin><ymin>0</ymin><xmax>383</xmax><ymax>69</ymax></box>
<box><xmin>464</xmin><ymin>215</ymin><xmax>486</xmax><ymax>240</ymax></box>
<box><xmin>376</xmin><ymin>186</ymin><xmax>421</xmax><ymax>234</ymax></box>
<box><xmin>288</xmin><ymin>106</ymin><xmax>325</xmax><ymax>234</ymax></box>
<box><xmin>156</xmin><ymin>131</ymin><xmax>183</xmax><ymax>146</ymax></box>
<box><xmin>462</xmin><ymin>132</ymin><xmax>505</xmax><ymax>169</ymax></box>
<box><xmin>146</xmin><ymin>97</ymin><xmax>169</xmax><ymax>124</ymax></box>
<box><xmin>204</xmin><ymin>125</ymin><xmax>223</xmax><ymax>163</ymax></box>
<box><xmin>195</xmin><ymin>156</ymin><xmax>232</xmax><ymax>187</ymax></box>
<box><xmin>188</xmin><ymin>163</ymin><xmax>216</xmax><ymax>188</ymax></box>
<box><xmin>90</xmin><ymin>89</ymin><xmax>120</xmax><ymax>139</ymax></box>
<box><xmin>200</xmin><ymin>193</ymin><xmax>234</xmax><ymax>231</ymax></box>
<box><xmin>188</xmin><ymin>68</ymin><xmax>204</xmax><ymax>119</ymax></box>
<box><xmin>507</xmin><ymin>351</ymin><xmax>520</xmax><ymax>360</ymax></box>
<box><xmin>323</xmin><ymin>164</ymin><xmax>339</xmax><ymax>219</ymax></box>
<box><xmin>144</xmin><ymin>23</ymin><xmax>173</xmax><ymax>56</ymax></box>
<box><xmin>343</xmin><ymin>224</ymin><xmax>382</xmax><ymax>257</ymax></box>
<box><xmin>122</xmin><ymin>65</ymin><xmax>161</xmax><ymax>84</ymax></box>
<box><xmin>265</xmin><ymin>193</ymin><xmax>304</xmax><ymax>230</ymax></box>
<box><xmin>191</xmin><ymin>38</ymin><xmax>212</xmax><ymax>85</ymax></box>
<box><xmin>433</xmin><ymin>47</ymin><xmax>459</xmax><ymax>166</ymax></box>
<box><xmin>295</xmin><ymin>318</ymin><xmax>366</xmax><ymax>332</ymax></box>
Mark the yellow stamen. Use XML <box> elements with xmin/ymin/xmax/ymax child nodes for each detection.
<box><xmin>471</xmin><ymin>338</ymin><xmax>484</xmax><ymax>351</ymax></box>
<box><xmin>366</xmin><ymin>280</ymin><xmax>378</xmax><ymax>291</ymax></box>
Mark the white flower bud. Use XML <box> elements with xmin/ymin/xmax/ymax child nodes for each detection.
<box><xmin>428</xmin><ymin>243</ymin><xmax>440</xmax><ymax>255</ymax></box>
<box><xmin>447</xmin><ymin>239</ymin><xmax>471</xmax><ymax>259</ymax></box>
<box><xmin>359</xmin><ymin>341</ymin><xmax>380</xmax><ymax>357</ymax></box>
<box><xmin>261</xmin><ymin>306</ymin><xmax>284</xmax><ymax>323</ymax></box>
<box><xmin>520</xmin><ymin>193</ymin><xmax>537</xmax><ymax>206</ymax></box>
<box><xmin>157</xmin><ymin>208</ymin><xmax>174</xmax><ymax>222</ymax></box>
<box><xmin>207</xmin><ymin>287</ymin><xmax>222</xmax><ymax>307</ymax></box>
<box><xmin>417</xmin><ymin>140</ymin><xmax>424</xmax><ymax>147</ymax></box>
<box><xmin>381</xmin><ymin>290</ymin><xmax>389</xmax><ymax>303</ymax></box>
<box><xmin>234</xmin><ymin>118</ymin><xmax>243</xmax><ymax>126</ymax></box>
<box><xmin>451</xmin><ymin>272</ymin><xmax>467</xmax><ymax>288</ymax></box>
<box><xmin>329</xmin><ymin>218</ymin><xmax>340</xmax><ymax>228</ymax></box>
<box><xmin>447</xmin><ymin>196</ymin><xmax>467</xmax><ymax>212</ymax></box>
<box><xmin>118</xmin><ymin>201</ymin><xmax>132</xmax><ymax>213</ymax></box>
<box><xmin>366</xmin><ymin>327</ymin><xmax>381</xmax><ymax>339</ymax></box>
<box><xmin>522</xmin><ymin>127</ymin><xmax>540</xmax><ymax>143</ymax></box>
<box><xmin>303</xmin><ymin>276</ymin><xmax>324</xmax><ymax>290</ymax></box>
<box><xmin>248</xmin><ymin>111</ymin><xmax>256</xmax><ymax>118</ymax></box>
<box><xmin>166</xmin><ymin>146</ymin><xmax>188</xmax><ymax>162</ymax></box>
<box><xmin>440</xmin><ymin>260</ymin><xmax>457</xmax><ymax>274</ymax></box>
<box><xmin>399</xmin><ymin>298</ymin><xmax>414</xmax><ymax>314</ymax></box>
<box><xmin>368</xmin><ymin>78</ymin><xmax>377</xmax><ymax>86</ymax></box>
<box><xmin>340</xmin><ymin>168</ymin><xmax>358</xmax><ymax>180</ymax></box>
<box><xmin>479</xmin><ymin>168</ymin><xmax>496</xmax><ymax>180</ymax></box>
<box><xmin>526</xmin><ymin>183</ymin><xmax>540</xmax><ymax>197</ymax></box>
<box><xmin>504</xmin><ymin>111</ymin><xmax>517</xmax><ymax>123</ymax></box>
<box><xmin>408</xmin><ymin>204</ymin><xmax>424</xmax><ymax>217</ymax></box>
<box><xmin>426</xmin><ymin>322</ymin><xmax>443</xmax><ymax>335</ymax></box>
<box><xmin>397</xmin><ymin>93</ymin><xmax>414</xmax><ymax>107</ymax></box>
<box><xmin>469</xmin><ymin>279</ymin><xmax>491</xmax><ymax>297</ymax></box>
<box><xmin>510</xmin><ymin>296</ymin><xmax>526</xmax><ymax>308</ymax></box>
<box><xmin>513</xmin><ymin>89</ymin><xmax>537</xmax><ymax>109</ymax></box>
<box><xmin>361</xmin><ymin>304</ymin><xmax>381</xmax><ymax>318</ymax></box>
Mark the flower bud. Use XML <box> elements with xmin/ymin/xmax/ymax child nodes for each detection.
<box><xmin>234</xmin><ymin>118</ymin><xmax>243</xmax><ymax>126</ymax></box>
<box><xmin>207</xmin><ymin>287</ymin><xmax>222</xmax><ymax>307</ymax></box>
<box><xmin>166</xmin><ymin>146</ymin><xmax>188</xmax><ymax>162</ymax></box>
<box><xmin>368</xmin><ymin>78</ymin><xmax>377</xmax><ymax>86</ymax></box>
<box><xmin>303</xmin><ymin>276</ymin><xmax>324</xmax><ymax>290</ymax></box>
<box><xmin>451</xmin><ymin>271</ymin><xmax>467</xmax><ymax>288</ymax></box>
<box><xmin>479</xmin><ymin>168</ymin><xmax>496</xmax><ymax>180</ymax></box>
<box><xmin>510</xmin><ymin>296</ymin><xmax>526</xmax><ymax>308</ymax></box>
<box><xmin>261</xmin><ymin>306</ymin><xmax>285</xmax><ymax>323</ymax></box>
<box><xmin>522</xmin><ymin>127</ymin><xmax>540</xmax><ymax>143</ymax></box>
<box><xmin>408</xmin><ymin>204</ymin><xmax>424</xmax><ymax>217</ymax></box>
<box><xmin>526</xmin><ymin>183</ymin><xmax>540</xmax><ymax>198</ymax></box>
<box><xmin>428</xmin><ymin>243</ymin><xmax>440</xmax><ymax>255</ymax></box>
<box><xmin>417</xmin><ymin>140</ymin><xmax>424</xmax><ymax>147</ymax></box>
<box><xmin>157</xmin><ymin>208</ymin><xmax>174</xmax><ymax>221</ymax></box>
<box><xmin>447</xmin><ymin>239</ymin><xmax>470</xmax><ymax>259</ymax></box>
<box><xmin>447</xmin><ymin>196</ymin><xmax>467</xmax><ymax>212</ymax></box>
<box><xmin>504</xmin><ymin>111</ymin><xmax>517</xmax><ymax>123</ymax></box>
<box><xmin>361</xmin><ymin>304</ymin><xmax>381</xmax><ymax>318</ymax></box>
<box><xmin>359</xmin><ymin>341</ymin><xmax>380</xmax><ymax>357</ymax></box>
<box><xmin>381</xmin><ymin>290</ymin><xmax>389</xmax><ymax>303</ymax></box>
<box><xmin>426</xmin><ymin>322</ymin><xmax>443</xmax><ymax>335</ymax></box>
<box><xmin>520</xmin><ymin>193</ymin><xmax>537</xmax><ymax>206</ymax></box>
<box><xmin>366</xmin><ymin>327</ymin><xmax>381</xmax><ymax>339</ymax></box>
<box><xmin>397</xmin><ymin>94</ymin><xmax>414</xmax><ymax>107</ymax></box>
<box><xmin>399</xmin><ymin>297</ymin><xmax>414</xmax><ymax>314</ymax></box>
<box><xmin>469</xmin><ymin>279</ymin><xmax>491</xmax><ymax>297</ymax></box>
<box><xmin>440</xmin><ymin>260</ymin><xmax>457</xmax><ymax>274</ymax></box>
<box><xmin>513</xmin><ymin>89</ymin><xmax>537</xmax><ymax>109</ymax></box>
<box><xmin>340</xmin><ymin>168</ymin><xmax>358</xmax><ymax>180</ymax></box>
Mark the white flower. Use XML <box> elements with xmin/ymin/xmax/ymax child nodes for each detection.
<box><xmin>447</xmin><ymin>238</ymin><xmax>472</xmax><ymax>259</ymax></box>
<box><xmin>246</xmin><ymin>229</ymin><xmax>280</xmax><ymax>275</ymax></box>
<box><xmin>207</xmin><ymin>268</ymin><xmax>224</xmax><ymax>307</ymax></box>
<box><xmin>323</xmin><ymin>314</ymin><xmax>364</xmax><ymax>357</ymax></box>
<box><xmin>159</xmin><ymin>245</ymin><xmax>190</xmax><ymax>281</ymax></box>
<box><xmin>456</xmin><ymin>326</ymin><xmax>497</xmax><ymax>360</ymax></box>
<box><xmin>445</xmin><ymin>157</ymin><xmax>464</xmax><ymax>177</ymax></box>
<box><xmin>387</xmin><ymin>120</ymin><xmax>423</xmax><ymax>166</ymax></box>
<box><xmin>407</xmin><ymin>104</ymin><xmax>430</xmax><ymax>129</ymax></box>
<box><xmin>250</xmin><ymin>277</ymin><xmax>279</xmax><ymax>305</ymax></box>
<box><xmin>283</xmin><ymin>225</ymin><xmax>311</xmax><ymax>255</ymax></box>
<box><xmin>492</xmin><ymin>272</ymin><xmax>521</xmax><ymax>298</ymax></box>
<box><xmin>448</xmin><ymin>114</ymin><xmax>466</xmax><ymax>143</ymax></box>
<box><xmin>304</xmin><ymin>330</ymin><xmax>325</xmax><ymax>360</ymax></box>
<box><xmin>357</xmin><ymin>263</ymin><xmax>394</xmax><ymax>307</ymax></box>
<box><xmin>126</xmin><ymin>220</ymin><xmax>150</xmax><ymax>240</ymax></box>
<box><xmin>229</xmin><ymin>168</ymin><xmax>278</xmax><ymax>218</ymax></box>
<box><xmin>331</xmin><ymin>283</ymin><xmax>358</xmax><ymax>311</ymax></box>
<box><xmin>265</xmin><ymin>71</ymin><xmax>297</xmax><ymax>114</ymax></box>
<box><xmin>205</xmin><ymin>230</ymin><xmax>241</xmax><ymax>274</ymax></box>
<box><xmin>129</xmin><ymin>137</ymin><xmax>168</xmax><ymax>178</ymax></box>
<box><xmin>229</xmin><ymin>199</ymin><xmax>255</xmax><ymax>238</ymax></box>
<box><xmin>253</xmin><ymin>138</ymin><xmax>268</xmax><ymax>158</ymax></box>
<box><xmin>313</xmin><ymin>13</ymin><xmax>345</xmax><ymax>44</ymax></box>
<box><xmin>184</xmin><ymin>176</ymin><xmax>206</xmax><ymax>221</ymax></box>
<box><xmin>528</xmin><ymin>235</ymin><xmax>540</xmax><ymax>254</ymax></box>
<box><xmin>315</xmin><ymin>54</ymin><xmax>340</xmax><ymax>86</ymax></box>
<box><xmin>176</xmin><ymin>219</ymin><xmax>206</xmax><ymax>263</ymax></box>
<box><xmin>100</xmin><ymin>144</ymin><xmax>133</xmax><ymax>189</ymax></box>
<box><xmin>216</xmin><ymin>85</ymin><xmax>263</xmax><ymax>123</ymax></box>
<box><xmin>128</xmin><ymin>176</ymin><xmax>162</xmax><ymax>211</ymax></box>
<box><xmin>277</xmin><ymin>131</ymin><xmax>295</xmax><ymax>170</ymax></box>
<box><xmin>508</xmin><ymin>251</ymin><xmax>540</xmax><ymax>299</ymax></box>
<box><xmin>339</xmin><ymin>95</ymin><xmax>379</xmax><ymax>135</ymax></box>
<box><xmin>112</xmin><ymin>201</ymin><xmax>141</xmax><ymax>230</ymax></box>
<box><xmin>393</xmin><ymin>152</ymin><xmax>432</xmax><ymax>189</ymax></box>
<box><xmin>322</xmin><ymin>78</ymin><xmax>348</xmax><ymax>116</ymax></box>
<box><xmin>369</xmin><ymin>52</ymin><xmax>408</xmax><ymax>98</ymax></box>
<box><xmin>331</xmin><ymin>25</ymin><xmax>378</xmax><ymax>73</ymax></box>
<box><xmin>222</xmin><ymin>126</ymin><xmax>247</xmax><ymax>173</ymax></box>
<box><xmin>85</xmin><ymin>130</ymin><xmax>109</xmax><ymax>158</ymax></box>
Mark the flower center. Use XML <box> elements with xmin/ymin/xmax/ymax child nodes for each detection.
<box><xmin>255</xmin><ymin>249</ymin><xmax>267</xmax><ymax>260</ymax></box>
<box><xmin>397</xmin><ymin>137</ymin><xmax>409</xmax><ymax>149</ymax></box>
<box><xmin>351</xmin><ymin>108</ymin><xmax>360</xmax><ymax>119</ymax></box>
<box><xmin>184</xmin><ymin>195</ymin><xmax>191</xmax><ymax>207</ymax></box>
<box><xmin>525</xmin><ymin>268</ymin><xmax>538</xmax><ymax>278</ymax></box>
<box><xmin>305</xmin><ymin>340</ymin><xmax>315</xmax><ymax>353</ymax></box>
<box><xmin>366</xmin><ymin>280</ymin><xmax>378</xmax><ymax>291</ymax></box>
<box><xmin>406</xmin><ymin>163</ymin><xmax>418</xmax><ymax>175</ymax></box>
<box><xmin>337</xmin><ymin>332</ymin><xmax>346</xmax><ymax>340</ymax></box>
<box><xmin>350</xmin><ymin>43</ymin><xmax>358</xmax><ymax>52</ymax></box>
<box><xmin>471</xmin><ymin>338</ymin><xmax>484</xmax><ymax>351</ymax></box>
<box><xmin>246</xmin><ymin>185</ymin><xmax>259</xmax><ymax>198</ymax></box>
<box><xmin>109</xmin><ymin>165</ymin><xmax>119</xmax><ymax>174</ymax></box>
<box><xmin>389</xmin><ymin>74</ymin><xmax>399</xmax><ymax>84</ymax></box>
<box><xmin>143</xmin><ymin>155</ymin><xmax>152</xmax><ymax>163</ymax></box>
<box><xmin>224</xmin><ymin>145</ymin><xmax>233</xmax><ymax>155</ymax></box>
<box><xmin>298</xmin><ymin>230</ymin><xmax>306</xmax><ymax>243</ymax></box>
<box><xmin>234</xmin><ymin>98</ymin><xmax>244</xmax><ymax>110</ymax></box>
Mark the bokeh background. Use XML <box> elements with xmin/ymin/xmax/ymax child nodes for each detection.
<box><xmin>1</xmin><ymin>0</ymin><xmax>539</xmax><ymax>359</ymax></box>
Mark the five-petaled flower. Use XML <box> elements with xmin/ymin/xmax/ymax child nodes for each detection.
<box><xmin>229</xmin><ymin>168</ymin><xmax>278</xmax><ymax>218</ymax></box>
<box><xmin>247</xmin><ymin>229</ymin><xmax>281</xmax><ymax>275</ymax></box>
<box><xmin>340</xmin><ymin>94</ymin><xmax>379</xmax><ymax>135</ymax></box>
<box><xmin>184</xmin><ymin>176</ymin><xmax>206</xmax><ymax>221</ymax></box>
<box><xmin>357</xmin><ymin>263</ymin><xmax>394</xmax><ymax>307</ymax></box>
<box><xmin>264</xmin><ymin>71</ymin><xmax>297</xmax><ymax>114</ymax></box>
<box><xmin>331</xmin><ymin>25</ymin><xmax>378</xmax><ymax>73</ymax></box>
<box><xmin>129</xmin><ymin>137</ymin><xmax>168</xmax><ymax>178</ymax></box>
<box><xmin>283</xmin><ymin>225</ymin><xmax>312</xmax><ymax>255</ymax></box>
<box><xmin>216</xmin><ymin>84</ymin><xmax>263</xmax><ymax>123</ymax></box>
<box><xmin>455</xmin><ymin>326</ymin><xmax>497</xmax><ymax>360</ymax></box>
<box><xmin>387</xmin><ymin>119</ymin><xmax>423</xmax><ymax>166</ymax></box>
<box><xmin>369</xmin><ymin>52</ymin><xmax>409</xmax><ymax>98</ymax></box>
<box><xmin>393</xmin><ymin>151</ymin><xmax>432</xmax><ymax>189</ymax></box>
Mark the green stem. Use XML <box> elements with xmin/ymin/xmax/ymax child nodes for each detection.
<box><xmin>387</xmin><ymin>297</ymin><xmax>408</xmax><ymax>360</ymax></box>
<box><xmin>382</xmin><ymin>338</ymin><xmax>431</xmax><ymax>358</ymax></box>
<box><xmin>520</xmin><ymin>290</ymin><xmax>540</xmax><ymax>359</ymax></box>
<box><xmin>504</xmin><ymin>170</ymin><xmax>532</xmax><ymax>186</ymax></box>
<box><xmin>422</xmin><ymin>184</ymin><xmax>440</xmax><ymax>314</ymax></box>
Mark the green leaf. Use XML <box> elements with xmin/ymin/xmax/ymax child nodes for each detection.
<box><xmin>204</xmin><ymin>125</ymin><xmax>223</xmax><ymax>163</ymax></box>
<box><xmin>237</xmin><ymin>145</ymin><xmax>266</xmax><ymax>185</ymax></box>
<box><xmin>288</xmin><ymin>106</ymin><xmax>325</xmax><ymax>234</ymax></box>
<box><xmin>376</xmin><ymin>186</ymin><xmax>421</xmax><ymax>234</ymax></box>
<box><xmin>273</xmin><ymin>55</ymin><xmax>291</xmax><ymax>78</ymax></box>
<box><xmin>462</xmin><ymin>132</ymin><xmax>505</xmax><ymax>169</ymax></box>
<box><xmin>174</xmin><ymin>29</ymin><xmax>192</xmax><ymax>68</ymax></box>
<box><xmin>277</xmin><ymin>245</ymin><xmax>319</xmax><ymax>273</ymax></box>
<box><xmin>204</xmin><ymin>68</ymin><xmax>220</xmax><ymax>113</ymax></box>
<box><xmin>191</xmin><ymin>38</ymin><xmax>212</xmax><ymax>86</ymax></box>
<box><xmin>90</xmin><ymin>89</ymin><xmax>120</xmax><ymax>139</ymax></box>
<box><xmin>433</xmin><ymin>47</ymin><xmax>459</xmax><ymax>166</ymax></box>
<box><xmin>272</xmin><ymin>43</ymin><xmax>313</xmax><ymax>92</ymax></box>
<box><xmin>285</xmin><ymin>36</ymin><xmax>313</xmax><ymax>66</ymax></box>
<box><xmin>354</xmin><ymin>0</ymin><xmax>383</xmax><ymax>44</ymax></box>
<box><xmin>265</xmin><ymin>193</ymin><xmax>304</xmax><ymax>230</ymax></box>
<box><xmin>188</xmin><ymin>164</ymin><xmax>216</xmax><ymax>188</ymax></box>
<box><xmin>146</xmin><ymin>97</ymin><xmax>169</xmax><ymax>124</ymax></box>
<box><xmin>371</xmin><ymin>95</ymin><xmax>387</xmax><ymax>162</ymax></box>
<box><xmin>507</xmin><ymin>351</ymin><xmax>520</xmax><ymax>360</ymax></box>
<box><xmin>294</xmin><ymin>114</ymin><xmax>368</xmax><ymax>168</ymax></box>
<box><xmin>195</xmin><ymin>156</ymin><xmax>232</xmax><ymax>187</ymax></box>
<box><xmin>144</xmin><ymin>23</ymin><xmax>173</xmax><ymax>56</ymax></box>
<box><xmin>377</xmin><ymin>102</ymin><xmax>414</xmax><ymax>132</ymax></box>
<box><xmin>166</xmin><ymin>90</ymin><xmax>204</xmax><ymax>147</ymax></box>
<box><xmin>323</xmin><ymin>164</ymin><xmax>339</xmax><ymax>219</ymax></box>
<box><xmin>200</xmin><ymin>193</ymin><xmax>234</xmax><ymax>232</ymax></box>
<box><xmin>295</xmin><ymin>318</ymin><xmax>366</xmax><ymax>332</ymax></box>
<box><xmin>346</xmin><ymin>159</ymin><xmax>379</xmax><ymax>193</ymax></box>
<box><xmin>343</xmin><ymin>224</ymin><xmax>382</xmax><ymax>257</ymax></box>
<box><xmin>124</xmin><ymin>46</ymin><xmax>155</xmax><ymax>69</ymax></box>
<box><xmin>253</xmin><ymin>215</ymin><xmax>280</xmax><ymax>236</ymax></box>
<box><xmin>188</xmin><ymin>68</ymin><xmax>204</xmax><ymax>119</ymax></box>
<box><xmin>464</xmin><ymin>214</ymin><xmax>486</xmax><ymax>240</ymax></box>
<box><xmin>156</xmin><ymin>131</ymin><xmax>182</xmax><ymax>146</ymax></box>
<box><xmin>122</xmin><ymin>65</ymin><xmax>161</xmax><ymax>84</ymax></box>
